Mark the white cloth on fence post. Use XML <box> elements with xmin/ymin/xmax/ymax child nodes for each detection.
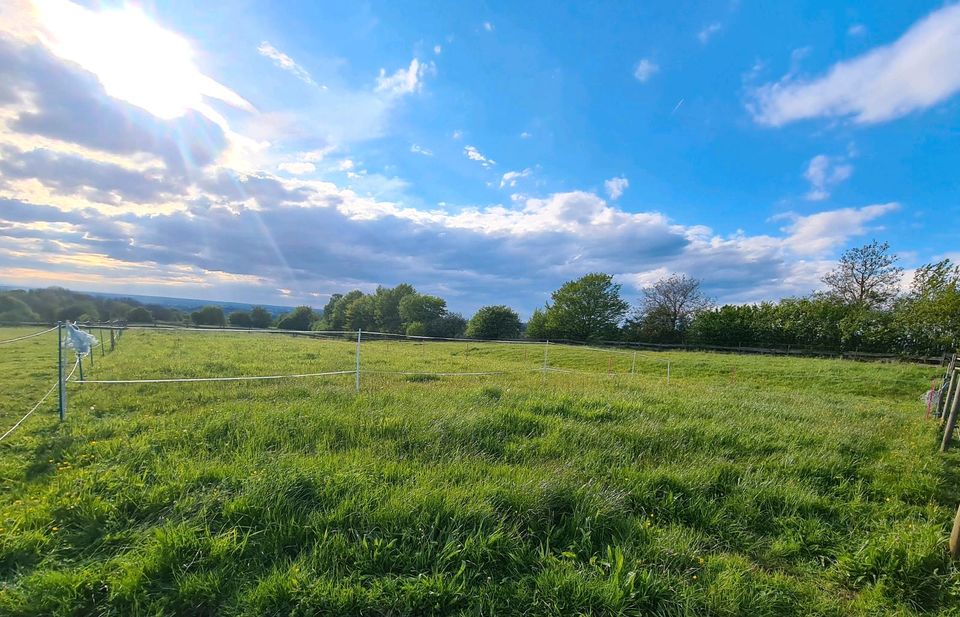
<box><xmin>65</xmin><ymin>322</ymin><xmax>98</xmax><ymax>357</ymax></box>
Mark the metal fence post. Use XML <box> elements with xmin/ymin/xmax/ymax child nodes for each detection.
<box><xmin>631</xmin><ymin>351</ymin><xmax>637</xmax><ymax>375</ymax></box>
<box><xmin>57</xmin><ymin>321</ymin><xmax>66</xmax><ymax>421</ymax></box>
<box><xmin>355</xmin><ymin>328</ymin><xmax>362</xmax><ymax>392</ymax></box>
<box><xmin>540</xmin><ymin>340</ymin><xmax>549</xmax><ymax>385</ymax></box>
<box><xmin>667</xmin><ymin>360</ymin><xmax>671</xmax><ymax>385</ymax></box>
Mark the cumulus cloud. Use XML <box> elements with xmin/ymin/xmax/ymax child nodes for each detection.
<box><xmin>750</xmin><ymin>3</ymin><xmax>960</xmax><ymax>126</ymax></box>
<box><xmin>604</xmin><ymin>176</ymin><xmax>629</xmax><ymax>200</ymax></box>
<box><xmin>803</xmin><ymin>154</ymin><xmax>853</xmax><ymax>201</ymax></box>
<box><xmin>410</xmin><ymin>144</ymin><xmax>433</xmax><ymax>156</ymax></box>
<box><xmin>375</xmin><ymin>58</ymin><xmax>434</xmax><ymax>96</ymax></box>
<box><xmin>779</xmin><ymin>203</ymin><xmax>898</xmax><ymax>254</ymax></box>
<box><xmin>464</xmin><ymin>145</ymin><xmax>495</xmax><ymax>167</ymax></box>
<box><xmin>278</xmin><ymin>161</ymin><xmax>316</xmax><ymax>175</ymax></box>
<box><xmin>257</xmin><ymin>41</ymin><xmax>319</xmax><ymax>87</ymax></box>
<box><xmin>500</xmin><ymin>168</ymin><xmax>531</xmax><ymax>188</ymax></box>
<box><xmin>633</xmin><ymin>58</ymin><xmax>659</xmax><ymax>82</ymax></box>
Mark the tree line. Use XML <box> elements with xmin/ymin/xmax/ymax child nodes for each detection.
<box><xmin>1</xmin><ymin>240</ymin><xmax>956</xmax><ymax>356</ymax></box>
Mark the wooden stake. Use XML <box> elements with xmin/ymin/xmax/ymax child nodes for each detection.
<box><xmin>941</xmin><ymin>370</ymin><xmax>960</xmax><ymax>452</ymax></box>
<box><xmin>950</xmin><ymin>504</ymin><xmax>960</xmax><ymax>559</ymax></box>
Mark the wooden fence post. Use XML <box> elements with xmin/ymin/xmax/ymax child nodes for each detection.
<box><xmin>941</xmin><ymin>370</ymin><xmax>960</xmax><ymax>452</ymax></box>
<box><xmin>950</xmin><ymin>504</ymin><xmax>960</xmax><ymax>559</ymax></box>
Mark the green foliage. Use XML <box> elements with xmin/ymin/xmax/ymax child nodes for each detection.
<box><xmin>0</xmin><ymin>296</ymin><xmax>39</xmax><ymax>322</ymax></box>
<box><xmin>541</xmin><ymin>273</ymin><xmax>628</xmax><ymax>341</ymax></box>
<box><xmin>525</xmin><ymin>308</ymin><xmax>549</xmax><ymax>340</ymax></box>
<box><xmin>398</xmin><ymin>294</ymin><xmax>446</xmax><ymax>326</ymax></box>
<box><xmin>275</xmin><ymin>306</ymin><xmax>316</xmax><ymax>331</ymax></box>
<box><xmin>57</xmin><ymin>302</ymin><xmax>100</xmax><ymax>323</ymax></box>
<box><xmin>822</xmin><ymin>240</ymin><xmax>903</xmax><ymax>308</ymax></box>
<box><xmin>191</xmin><ymin>306</ymin><xmax>227</xmax><ymax>327</ymax></box>
<box><xmin>0</xmin><ymin>326</ymin><xmax>955</xmax><ymax>615</ymax></box>
<box><xmin>373</xmin><ymin>284</ymin><xmax>416</xmax><ymax>333</ymax></box>
<box><xmin>248</xmin><ymin>307</ymin><xmax>273</xmax><ymax>329</ymax></box>
<box><xmin>467</xmin><ymin>305</ymin><xmax>521</xmax><ymax>340</ymax></box>
<box><xmin>126</xmin><ymin>307</ymin><xmax>154</xmax><ymax>324</ymax></box>
<box><xmin>228</xmin><ymin>311</ymin><xmax>252</xmax><ymax>328</ymax></box>
<box><xmin>405</xmin><ymin>321</ymin><xmax>426</xmax><ymax>336</ymax></box>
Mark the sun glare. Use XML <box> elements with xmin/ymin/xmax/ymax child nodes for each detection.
<box><xmin>32</xmin><ymin>0</ymin><xmax>252</xmax><ymax>122</ymax></box>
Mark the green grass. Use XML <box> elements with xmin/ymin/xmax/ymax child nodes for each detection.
<box><xmin>1</xmin><ymin>326</ymin><xmax>958</xmax><ymax>616</ymax></box>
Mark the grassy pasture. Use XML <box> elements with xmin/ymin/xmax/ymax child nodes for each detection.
<box><xmin>0</xmin><ymin>326</ymin><xmax>958</xmax><ymax>615</ymax></box>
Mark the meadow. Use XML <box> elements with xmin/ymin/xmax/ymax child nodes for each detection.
<box><xmin>0</xmin><ymin>325</ymin><xmax>958</xmax><ymax>616</ymax></box>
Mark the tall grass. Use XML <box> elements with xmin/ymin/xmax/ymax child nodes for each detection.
<box><xmin>0</xmin><ymin>327</ymin><xmax>957</xmax><ymax>615</ymax></box>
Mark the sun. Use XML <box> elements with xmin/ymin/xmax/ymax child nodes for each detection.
<box><xmin>32</xmin><ymin>0</ymin><xmax>252</xmax><ymax>123</ymax></box>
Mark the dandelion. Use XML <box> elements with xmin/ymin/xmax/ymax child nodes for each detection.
<box><xmin>51</xmin><ymin>526</ymin><xmax>59</xmax><ymax>532</ymax></box>
<box><xmin>692</xmin><ymin>575</ymin><xmax>698</xmax><ymax>580</ymax></box>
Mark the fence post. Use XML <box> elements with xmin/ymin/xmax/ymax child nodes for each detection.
<box><xmin>355</xmin><ymin>328</ymin><xmax>362</xmax><ymax>392</ymax></box>
<box><xmin>943</xmin><ymin>370</ymin><xmax>958</xmax><ymax>422</ymax></box>
<box><xmin>667</xmin><ymin>360</ymin><xmax>671</xmax><ymax>385</ymax></box>
<box><xmin>950</xmin><ymin>504</ymin><xmax>960</xmax><ymax>559</ymax></box>
<box><xmin>941</xmin><ymin>370</ymin><xmax>960</xmax><ymax>452</ymax></box>
<box><xmin>110</xmin><ymin>328</ymin><xmax>116</xmax><ymax>351</ymax></box>
<box><xmin>100</xmin><ymin>326</ymin><xmax>105</xmax><ymax>356</ymax></box>
<box><xmin>631</xmin><ymin>351</ymin><xmax>637</xmax><ymax>375</ymax></box>
<box><xmin>541</xmin><ymin>340</ymin><xmax>549</xmax><ymax>385</ymax></box>
<box><xmin>57</xmin><ymin>322</ymin><xmax>66</xmax><ymax>421</ymax></box>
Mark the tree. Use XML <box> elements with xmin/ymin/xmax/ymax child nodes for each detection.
<box><xmin>229</xmin><ymin>311</ymin><xmax>252</xmax><ymax>328</ymax></box>
<box><xmin>429</xmin><ymin>312</ymin><xmax>467</xmax><ymax>338</ymax></box>
<box><xmin>406</xmin><ymin>321</ymin><xmax>426</xmax><ymax>336</ymax></box>
<box><xmin>249</xmin><ymin>306</ymin><xmax>273</xmax><ymax>328</ymax></box>
<box><xmin>373</xmin><ymin>284</ymin><xmax>416</xmax><ymax>333</ymax></box>
<box><xmin>191</xmin><ymin>306</ymin><xmax>227</xmax><ymax>327</ymax></box>
<box><xmin>542</xmin><ymin>273</ymin><xmax>628</xmax><ymax>341</ymax></box>
<box><xmin>126</xmin><ymin>307</ymin><xmax>154</xmax><ymax>323</ymax></box>
<box><xmin>276</xmin><ymin>306</ymin><xmax>316</xmax><ymax>331</ymax></box>
<box><xmin>627</xmin><ymin>274</ymin><xmax>712</xmax><ymax>342</ymax></box>
<box><xmin>399</xmin><ymin>294</ymin><xmax>447</xmax><ymax>327</ymax></box>
<box><xmin>893</xmin><ymin>259</ymin><xmax>960</xmax><ymax>354</ymax></box>
<box><xmin>345</xmin><ymin>295</ymin><xmax>378</xmax><ymax>331</ymax></box>
<box><xmin>322</xmin><ymin>290</ymin><xmax>364</xmax><ymax>331</ymax></box>
<box><xmin>467</xmin><ymin>305</ymin><xmax>522</xmax><ymax>339</ymax></box>
<box><xmin>822</xmin><ymin>240</ymin><xmax>903</xmax><ymax>308</ymax></box>
<box><xmin>58</xmin><ymin>302</ymin><xmax>100</xmax><ymax>323</ymax></box>
<box><xmin>525</xmin><ymin>308</ymin><xmax>550</xmax><ymax>340</ymax></box>
<box><xmin>0</xmin><ymin>296</ymin><xmax>39</xmax><ymax>322</ymax></box>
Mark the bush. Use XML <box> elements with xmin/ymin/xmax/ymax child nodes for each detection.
<box><xmin>229</xmin><ymin>311</ymin><xmax>252</xmax><ymax>328</ymax></box>
<box><xmin>191</xmin><ymin>306</ymin><xmax>227</xmax><ymax>327</ymax></box>
<box><xmin>249</xmin><ymin>306</ymin><xmax>273</xmax><ymax>329</ymax></box>
<box><xmin>406</xmin><ymin>322</ymin><xmax>426</xmax><ymax>336</ymax></box>
<box><xmin>276</xmin><ymin>306</ymin><xmax>315</xmax><ymax>331</ymax></box>
<box><xmin>467</xmin><ymin>305</ymin><xmax>521</xmax><ymax>340</ymax></box>
<box><xmin>126</xmin><ymin>307</ymin><xmax>154</xmax><ymax>323</ymax></box>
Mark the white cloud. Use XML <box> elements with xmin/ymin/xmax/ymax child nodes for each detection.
<box><xmin>500</xmin><ymin>168</ymin><xmax>532</xmax><ymax>188</ymax></box>
<box><xmin>604</xmin><ymin>176</ymin><xmax>629</xmax><ymax>200</ymax></box>
<box><xmin>779</xmin><ymin>203</ymin><xmax>898</xmax><ymax>254</ymax></box>
<box><xmin>750</xmin><ymin>3</ymin><xmax>960</xmax><ymax>126</ymax></box>
<box><xmin>803</xmin><ymin>154</ymin><xmax>853</xmax><ymax>201</ymax></box>
<box><xmin>520</xmin><ymin>131</ymin><xmax>532</xmax><ymax>139</ymax></box>
<box><xmin>483</xmin><ymin>21</ymin><xmax>494</xmax><ymax>32</ymax></box>
<box><xmin>451</xmin><ymin>129</ymin><xmax>463</xmax><ymax>140</ymax></box>
<box><xmin>375</xmin><ymin>58</ymin><xmax>434</xmax><ymax>96</ymax></box>
<box><xmin>848</xmin><ymin>23</ymin><xmax>867</xmax><ymax>37</ymax></box>
<box><xmin>410</xmin><ymin>144</ymin><xmax>433</xmax><ymax>156</ymax></box>
<box><xmin>633</xmin><ymin>58</ymin><xmax>659</xmax><ymax>82</ymax></box>
<box><xmin>698</xmin><ymin>23</ymin><xmax>722</xmax><ymax>44</ymax></box>
<box><xmin>278</xmin><ymin>161</ymin><xmax>316</xmax><ymax>175</ymax></box>
<box><xmin>464</xmin><ymin>145</ymin><xmax>495</xmax><ymax>167</ymax></box>
<box><xmin>257</xmin><ymin>41</ymin><xmax>319</xmax><ymax>87</ymax></box>
<box><xmin>433</xmin><ymin>44</ymin><xmax>442</xmax><ymax>55</ymax></box>
<box><xmin>338</xmin><ymin>159</ymin><xmax>355</xmax><ymax>171</ymax></box>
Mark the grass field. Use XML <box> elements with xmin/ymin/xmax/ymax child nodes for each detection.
<box><xmin>1</xmin><ymin>325</ymin><xmax>959</xmax><ymax>615</ymax></box>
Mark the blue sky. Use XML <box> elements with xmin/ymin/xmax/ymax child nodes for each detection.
<box><xmin>0</xmin><ymin>0</ymin><xmax>958</xmax><ymax>317</ymax></box>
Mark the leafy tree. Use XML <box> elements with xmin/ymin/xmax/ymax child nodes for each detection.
<box><xmin>893</xmin><ymin>259</ymin><xmax>960</xmax><ymax>354</ymax></box>
<box><xmin>345</xmin><ymin>295</ymin><xmax>378</xmax><ymax>331</ymax></box>
<box><xmin>399</xmin><ymin>294</ymin><xmax>447</xmax><ymax>327</ymax></box>
<box><xmin>249</xmin><ymin>306</ymin><xmax>273</xmax><ymax>328</ymax></box>
<box><xmin>191</xmin><ymin>306</ymin><xmax>227</xmax><ymax>327</ymax></box>
<box><xmin>126</xmin><ymin>307</ymin><xmax>154</xmax><ymax>323</ymax></box>
<box><xmin>0</xmin><ymin>296</ymin><xmax>39</xmax><ymax>322</ymax></box>
<box><xmin>525</xmin><ymin>308</ymin><xmax>550</xmax><ymax>340</ymax></box>
<box><xmin>373</xmin><ymin>284</ymin><xmax>417</xmax><ymax>333</ymax></box>
<box><xmin>429</xmin><ymin>312</ymin><xmax>467</xmax><ymax>338</ymax></box>
<box><xmin>822</xmin><ymin>240</ymin><xmax>903</xmax><ymax>308</ymax></box>
<box><xmin>405</xmin><ymin>321</ymin><xmax>426</xmax><ymax>336</ymax></box>
<box><xmin>229</xmin><ymin>311</ymin><xmax>252</xmax><ymax>328</ymax></box>
<box><xmin>322</xmin><ymin>290</ymin><xmax>364</xmax><ymax>331</ymax></box>
<box><xmin>276</xmin><ymin>306</ymin><xmax>316</xmax><ymax>331</ymax></box>
<box><xmin>542</xmin><ymin>273</ymin><xmax>628</xmax><ymax>341</ymax></box>
<box><xmin>467</xmin><ymin>305</ymin><xmax>522</xmax><ymax>339</ymax></box>
<box><xmin>321</xmin><ymin>294</ymin><xmax>342</xmax><ymax>323</ymax></box>
<box><xmin>58</xmin><ymin>302</ymin><xmax>100</xmax><ymax>323</ymax></box>
<box><xmin>626</xmin><ymin>274</ymin><xmax>712</xmax><ymax>343</ymax></box>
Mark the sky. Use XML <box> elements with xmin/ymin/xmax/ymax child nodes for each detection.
<box><xmin>0</xmin><ymin>0</ymin><xmax>958</xmax><ymax>317</ymax></box>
